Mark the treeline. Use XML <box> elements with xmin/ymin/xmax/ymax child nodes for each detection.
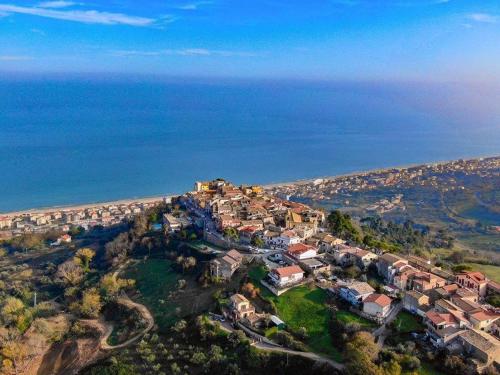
<box><xmin>327</xmin><ymin>210</ymin><xmax>454</xmax><ymax>253</ymax></box>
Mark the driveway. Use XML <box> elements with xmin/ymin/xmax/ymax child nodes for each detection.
<box><xmin>373</xmin><ymin>301</ymin><xmax>402</xmax><ymax>347</ymax></box>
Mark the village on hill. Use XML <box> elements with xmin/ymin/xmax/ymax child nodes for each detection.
<box><xmin>172</xmin><ymin>178</ymin><xmax>500</xmax><ymax>374</ymax></box>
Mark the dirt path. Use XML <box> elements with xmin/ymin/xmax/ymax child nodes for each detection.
<box><xmin>100</xmin><ymin>292</ymin><xmax>155</xmax><ymax>351</ymax></box>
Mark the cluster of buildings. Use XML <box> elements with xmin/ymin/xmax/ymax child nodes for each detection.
<box><xmin>266</xmin><ymin>157</ymin><xmax>499</xmax><ymax>205</ymax></box>
<box><xmin>183</xmin><ymin>179</ymin><xmax>325</xmax><ymax>243</ymax></box>
<box><xmin>0</xmin><ymin>199</ymin><xmax>165</xmax><ymax>240</ymax></box>
<box><xmin>373</xmin><ymin>253</ymin><xmax>500</xmax><ymax>371</ymax></box>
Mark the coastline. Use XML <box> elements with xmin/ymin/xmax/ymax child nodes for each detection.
<box><xmin>261</xmin><ymin>154</ymin><xmax>499</xmax><ymax>188</ymax></box>
<box><xmin>2</xmin><ymin>195</ymin><xmax>177</xmax><ymax>217</ymax></box>
<box><xmin>1</xmin><ymin>154</ymin><xmax>497</xmax><ymax>217</ymax></box>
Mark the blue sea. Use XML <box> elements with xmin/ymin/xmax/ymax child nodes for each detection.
<box><xmin>1</xmin><ymin>76</ymin><xmax>499</xmax><ymax>213</ymax></box>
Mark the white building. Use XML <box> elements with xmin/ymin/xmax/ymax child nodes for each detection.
<box><xmin>269</xmin><ymin>265</ymin><xmax>305</xmax><ymax>288</ymax></box>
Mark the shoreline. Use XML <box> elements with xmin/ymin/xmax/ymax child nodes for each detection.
<box><xmin>2</xmin><ymin>195</ymin><xmax>177</xmax><ymax>217</ymax></box>
<box><xmin>1</xmin><ymin>154</ymin><xmax>497</xmax><ymax>217</ymax></box>
<box><xmin>260</xmin><ymin>154</ymin><xmax>499</xmax><ymax>188</ymax></box>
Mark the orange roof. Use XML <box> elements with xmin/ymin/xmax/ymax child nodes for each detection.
<box><xmin>364</xmin><ymin>293</ymin><xmax>392</xmax><ymax>307</ymax></box>
<box><xmin>443</xmin><ymin>284</ymin><xmax>459</xmax><ymax>293</ymax></box>
<box><xmin>273</xmin><ymin>265</ymin><xmax>304</xmax><ymax>278</ymax></box>
<box><xmin>426</xmin><ymin>310</ymin><xmax>457</xmax><ymax>325</ymax></box>
<box><xmin>287</xmin><ymin>243</ymin><xmax>316</xmax><ymax>256</ymax></box>
<box><xmin>458</xmin><ymin>271</ymin><xmax>487</xmax><ymax>283</ymax></box>
<box><xmin>470</xmin><ymin>311</ymin><xmax>498</xmax><ymax>322</ymax></box>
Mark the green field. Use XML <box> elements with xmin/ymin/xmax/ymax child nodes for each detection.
<box><xmin>393</xmin><ymin>311</ymin><xmax>424</xmax><ymax>333</ymax></box>
<box><xmin>126</xmin><ymin>258</ymin><xmax>180</xmax><ymax>328</ymax></box>
<box><xmin>335</xmin><ymin>310</ymin><xmax>376</xmax><ymax>329</ymax></box>
<box><xmin>465</xmin><ymin>263</ymin><xmax>500</xmax><ymax>282</ymax></box>
<box><xmin>249</xmin><ymin>266</ymin><xmax>341</xmax><ymax>361</ymax></box>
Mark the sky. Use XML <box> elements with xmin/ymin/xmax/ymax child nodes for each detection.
<box><xmin>0</xmin><ymin>0</ymin><xmax>499</xmax><ymax>81</ymax></box>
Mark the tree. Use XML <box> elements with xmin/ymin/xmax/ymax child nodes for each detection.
<box><xmin>344</xmin><ymin>332</ymin><xmax>382</xmax><ymax>375</ymax></box>
<box><xmin>56</xmin><ymin>260</ymin><xmax>84</xmax><ymax>286</ymax></box>
<box><xmin>73</xmin><ymin>288</ymin><xmax>102</xmax><ymax>318</ymax></box>
<box><xmin>327</xmin><ymin>210</ymin><xmax>362</xmax><ymax>243</ymax></box>
<box><xmin>105</xmin><ymin>232</ymin><xmax>132</xmax><ymax>264</ymax></box>
<box><xmin>1</xmin><ymin>297</ymin><xmax>24</xmax><ymax>325</ymax></box>
<box><xmin>74</xmin><ymin>247</ymin><xmax>95</xmax><ymax>272</ymax></box>
<box><xmin>100</xmin><ymin>273</ymin><xmax>135</xmax><ymax>298</ymax></box>
<box><xmin>251</xmin><ymin>235</ymin><xmax>265</xmax><ymax>248</ymax></box>
<box><xmin>241</xmin><ymin>283</ymin><xmax>259</xmax><ymax>299</ymax></box>
<box><xmin>10</xmin><ymin>234</ymin><xmax>43</xmax><ymax>253</ymax></box>
<box><xmin>223</xmin><ymin>227</ymin><xmax>239</xmax><ymax>242</ymax></box>
<box><xmin>0</xmin><ymin>330</ymin><xmax>36</xmax><ymax>375</ymax></box>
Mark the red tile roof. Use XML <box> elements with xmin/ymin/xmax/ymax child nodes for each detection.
<box><xmin>364</xmin><ymin>293</ymin><xmax>392</xmax><ymax>307</ymax></box>
<box><xmin>272</xmin><ymin>265</ymin><xmax>304</xmax><ymax>278</ymax></box>
<box><xmin>287</xmin><ymin>243</ymin><xmax>316</xmax><ymax>255</ymax></box>
<box><xmin>426</xmin><ymin>310</ymin><xmax>457</xmax><ymax>325</ymax></box>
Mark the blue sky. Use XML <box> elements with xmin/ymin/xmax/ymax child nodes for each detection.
<box><xmin>0</xmin><ymin>0</ymin><xmax>499</xmax><ymax>81</ymax></box>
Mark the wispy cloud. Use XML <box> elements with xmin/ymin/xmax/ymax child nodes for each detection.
<box><xmin>174</xmin><ymin>1</ymin><xmax>213</xmax><ymax>10</ymax></box>
<box><xmin>0</xmin><ymin>55</ymin><xmax>33</xmax><ymax>61</ymax></box>
<box><xmin>0</xmin><ymin>4</ymin><xmax>169</xmax><ymax>26</ymax></box>
<box><xmin>38</xmin><ymin>1</ymin><xmax>78</xmax><ymax>8</ymax></box>
<box><xmin>111</xmin><ymin>48</ymin><xmax>259</xmax><ymax>57</ymax></box>
<box><xmin>467</xmin><ymin>13</ymin><xmax>498</xmax><ymax>24</ymax></box>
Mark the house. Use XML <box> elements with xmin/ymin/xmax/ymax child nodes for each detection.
<box><xmin>363</xmin><ymin>293</ymin><xmax>393</xmax><ymax>318</ymax></box>
<box><xmin>411</xmin><ymin>272</ymin><xmax>446</xmax><ymax>293</ymax></box>
<box><xmin>313</xmin><ymin>232</ymin><xmax>345</xmax><ymax>253</ymax></box>
<box><xmin>261</xmin><ymin>230</ymin><xmax>281</xmax><ymax>249</ymax></box>
<box><xmin>163</xmin><ymin>214</ymin><xmax>182</xmax><ymax>232</ymax></box>
<box><xmin>229</xmin><ymin>294</ymin><xmax>255</xmax><ymax>320</ymax></box>
<box><xmin>377</xmin><ymin>253</ymin><xmax>408</xmax><ymax>283</ymax></box>
<box><xmin>217</xmin><ymin>215</ymin><xmax>241</xmax><ymax>230</ymax></box>
<box><xmin>210</xmin><ymin>249</ymin><xmax>243</xmax><ymax>280</ymax></box>
<box><xmin>298</xmin><ymin>258</ymin><xmax>330</xmax><ymax>275</ymax></box>
<box><xmin>50</xmin><ymin>234</ymin><xmax>72</xmax><ymax>247</ymax></box>
<box><xmin>425</xmin><ymin>309</ymin><xmax>464</xmax><ymax>347</ymax></box>
<box><xmin>237</xmin><ymin>225</ymin><xmax>260</xmax><ymax>244</ymax></box>
<box><xmin>264</xmin><ymin>230</ymin><xmax>301</xmax><ymax>250</ymax></box>
<box><xmin>333</xmin><ymin>245</ymin><xmax>377</xmax><ymax>269</ymax></box>
<box><xmin>403</xmin><ymin>290</ymin><xmax>430</xmax><ymax>316</ymax></box>
<box><xmin>284</xmin><ymin>243</ymin><xmax>318</xmax><ymax>263</ymax></box>
<box><xmin>468</xmin><ymin>311</ymin><xmax>500</xmax><ymax>333</ymax></box>
<box><xmin>455</xmin><ymin>271</ymin><xmax>488</xmax><ymax>297</ymax></box>
<box><xmin>339</xmin><ymin>281</ymin><xmax>375</xmax><ymax>306</ymax></box>
<box><xmin>269</xmin><ymin>265</ymin><xmax>305</xmax><ymax>288</ymax></box>
<box><xmin>457</xmin><ymin>329</ymin><xmax>500</xmax><ymax>368</ymax></box>
<box><xmin>293</xmin><ymin>223</ymin><xmax>316</xmax><ymax>239</ymax></box>
<box><xmin>0</xmin><ymin>216</ymin><xmax>12</xmax><ymax>229</ymax></box>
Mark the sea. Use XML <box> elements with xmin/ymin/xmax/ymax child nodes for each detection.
<box><xmin>1</xmin><ymin>75</ymin><xmax>499</xmax><ymax>213</ymax></box>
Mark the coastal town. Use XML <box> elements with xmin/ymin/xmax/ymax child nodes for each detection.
<box><xmin>174</xmin><ymin>177</ymin><xmax>500</xmax><ymax>374</ymax></box>
<box><xmin>0</xmin><ymin>163</ymin><xmax>499</xmax><ymax>374</ymax></box>
<box><xmin>266</xmin><ymin>156</ymin><xmax>499</xmax><ymax>214</ymax></box>
<box><xmin>0</xmin><ymin>198</ymin><xmax>166</xmax><ymax>241</ymax></box>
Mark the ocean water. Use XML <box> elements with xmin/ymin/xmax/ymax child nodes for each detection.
<box><xmin>1</xmin><ymin>76</ymin><xmax>499</xmax><ymax>212</ymax></box>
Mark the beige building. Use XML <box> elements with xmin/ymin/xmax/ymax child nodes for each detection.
<box><xmin>210</xmin><ymin>249</ymin><xmax>243</xmax><ymax>280</ymax></box>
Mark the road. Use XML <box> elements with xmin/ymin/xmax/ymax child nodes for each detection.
<box><xmin>215</xmin><ymin>319</ymin><xmax>344</xmax><ymax>371</ymax></box>
<box><xmin>373</xmin><ymin>301</ymin><xmax>402</xmax><ymax>347</ymax></box>
<box><xmin>100</xmin><ymin>292</ymin><xmax>155</xmax><ymax>351</ymax></box>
